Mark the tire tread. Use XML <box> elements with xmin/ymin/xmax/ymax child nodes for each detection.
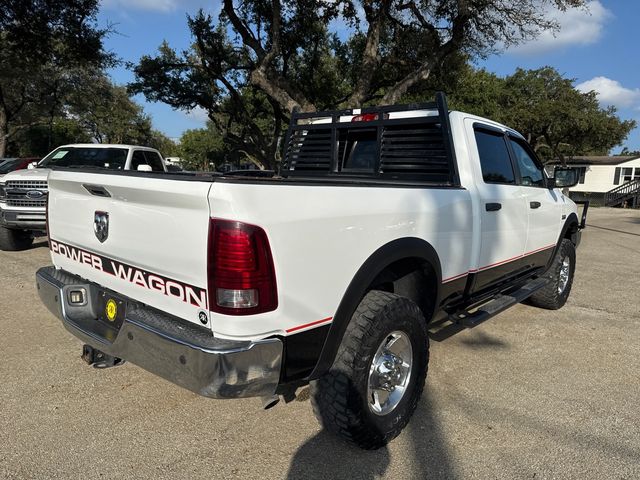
<box><xmin>310</xmin><ymin>290</ymin><xmax>429</xmax><ymax>449</ymax></box>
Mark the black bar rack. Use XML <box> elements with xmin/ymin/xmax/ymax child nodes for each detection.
<box><xmin>280</xmin><ymin>92</ymin><xmax>460</xmax><ymax>186</ymax></box>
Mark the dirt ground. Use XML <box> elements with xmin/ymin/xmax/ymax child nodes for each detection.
<box><xmin>1</xmin><ymin>207</ymin><xmax>639</xmax><ymax>479</ymax></box>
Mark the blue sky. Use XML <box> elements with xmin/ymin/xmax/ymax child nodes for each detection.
<box><xmin>98</xmin><ymin>0</ymin><xmax>640</xmax><ymax>151</ymax></box>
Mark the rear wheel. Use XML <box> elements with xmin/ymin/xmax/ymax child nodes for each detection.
<box><xmin>310</xmin><ymin>290</ymin><xmax>429</xmax><ymax>449</ymax></box>
<box><xmin>0</xmin><ymin>226</ymin><xmax>33</xmax><ymax>251</ymax></box>
<box><xmin>528</xmin><ymin>239</ymin><xmax>576</xmax><ymax>310</ymax></box>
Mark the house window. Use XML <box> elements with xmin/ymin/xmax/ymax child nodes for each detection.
<box><xmin>622</xmin><ymin>167</ymin><xmax>634</xmax><ymax>182</ymax></box>
<box><xmin>635</xmin><ymin>168</ymin><xmax>640</xmax><ymax>181</ymax></box>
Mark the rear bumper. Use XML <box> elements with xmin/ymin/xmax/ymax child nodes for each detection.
<box><xmin>0</xmin><ymin>206</ymin><xmax>46</xmax><ymax>230</ymax></box>
<box><xmin>35</xmin><ymin>266</ymin><xmax>283</xmax><ymax>399</ymax></box>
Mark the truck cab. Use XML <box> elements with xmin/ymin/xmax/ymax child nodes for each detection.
<box><xmin>0</xmin><ymin>144</ymin><xmax>167</xmax><ymax>251</ymax></box>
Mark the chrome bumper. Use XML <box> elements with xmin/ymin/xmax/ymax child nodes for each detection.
<box><xmin>35</xmin><ymin>266</ymin><xmax>283</xmax><ymax>399</ymax></box>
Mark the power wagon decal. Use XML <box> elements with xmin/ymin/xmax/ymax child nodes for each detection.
<box><xmin>50</xmin><ymin>239</ymin><xmax>207</xmax><ymax>309</ymax></box>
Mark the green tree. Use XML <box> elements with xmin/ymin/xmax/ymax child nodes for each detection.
<box><xmin>70</xmin><ymin>76</ymin><xmax>156</xmax><ymax>145</ymax></box>
<box><xmin>7</xmin><ymin>118</ymin><xmax>91</xmax><ymax>157</ymax></box>
<box><xmin>177</xmin><ymin>126</ymin><xmax>225</xmax><ymax>171</ymax></box>
<box><xmin>447</xmin><ymin>66</ymin><xmax>636</xmax><ymax>162</ymax></box>
<box><xmin>148</xmin><ymin>130</ymin><xmax>179</xmax><ymax>157</ymax></box>
<box><xmin>131</xmin><ymin>0</ymin><xmax>586</xmax><ymax>169</ymax></box>
<box><xmin>616</xmin><ymin>147</ymin><xmax>640</xmax><ymax>156</ymax></box>
<box><xmin>0</xmin><ymin>0</ymin><xmax>112</xmax><ymax>156</ymax></box>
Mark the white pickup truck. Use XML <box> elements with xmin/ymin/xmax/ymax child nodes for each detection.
<box><xmin>0</xmin><ymin>144</ymin><xmax>167</xmax><ymax>251</ymax></box>
<box><xmin>36</xmin><ymin>94</ymin><xmax>586</xmax><ymax>449</ymax></box>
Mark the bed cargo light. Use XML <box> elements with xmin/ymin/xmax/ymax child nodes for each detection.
<box><xmin>351</xmin><ymin>112</ymin><xmax>389</xmax><ymax>122</ymax></box>
<box><xmin>207</xmin><ymin>219</ymin><xmax>277</xmax><ymax>316</ymax></box>
<box><xmin>351</xmin><ymin>113</ymin><xmax>379</xmax><ymax>122</ymax></box>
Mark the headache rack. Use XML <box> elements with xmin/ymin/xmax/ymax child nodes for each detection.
<box><xmin>280</xmin><ymin>92</ymin><xmax>460</xmax><ymax>185</ymax></box>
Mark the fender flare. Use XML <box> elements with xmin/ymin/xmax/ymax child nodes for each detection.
<box><xmin>308</xmin><ymin>237</ymin><xmax>442</xmax><ymax>380</ymax></box>
<box><xmin>546</xmin><ymin>213</ymin><xmax>579</xmax><ymax>270</ymax></box>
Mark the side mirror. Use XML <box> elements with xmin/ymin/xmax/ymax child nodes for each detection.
<box><xmin>552</xmin><ymin>167</ymin><xmax>579</xmax><ymax>188</ymax></box>
<box><xmin>137</xmin><ymin>164</ymin><xmax>153</xmax><ymax>172</ymax></box>
<box><xmin>27</xmin><ymin>161</ymin><xmax>38</xmax><ymax>170</ymax></box>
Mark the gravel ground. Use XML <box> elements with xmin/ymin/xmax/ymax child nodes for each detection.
<box><xmin>1</xmin><ymin>207</ymin><xmax>639</xmax><ymax>479</ymax></box>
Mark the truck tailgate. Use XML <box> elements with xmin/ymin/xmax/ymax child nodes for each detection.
<box><xmin>47</xmin><ymin>171</ymin><xmax>213</xmax><ymax>327</ymax></box>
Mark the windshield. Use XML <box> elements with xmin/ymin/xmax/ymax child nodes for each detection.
<box><xmin>39</xmin><ymin>147</ymin><xmax>128</xmax><ymax>169</ymax></box>
<box><xmin>0</xmin><ymin>159</ymin><xmax>21</xmax><ymax>174</ymax></box>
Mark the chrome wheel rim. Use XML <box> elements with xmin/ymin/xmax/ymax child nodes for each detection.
<box><xmin>558</xmin><ymin>257</ymin><xmax>571</xmax><ymax>294</ymax></box>
<box><xmin>367</xmin><ymin>331</ymin><xmax>413</xmax><ymax>416</ymax></box>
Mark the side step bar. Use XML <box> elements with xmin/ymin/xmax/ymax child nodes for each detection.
<box><xmin>453</xmin><ymin>277</ymin><xmax>549</xmax><ymax>328</ymax></box>
<box><xmin>430</xmin><ymin>277</ymin><xmax>549</xmax><ymax>341</ymax></box>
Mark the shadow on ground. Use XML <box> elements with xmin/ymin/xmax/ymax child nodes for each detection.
<box><xmin>459</xmin><ymin>331</ymin><xmax>509</xmax><ymax>350</ymax></box>
<box><xmin>286</xmin><ymin>391</ymin><xmax>455</xmax><ymax>480</ymax></box>
<box><xmin>587</xmin><ymin>223</ymin><xmax>640</xmax><ymax>237</ymax></box>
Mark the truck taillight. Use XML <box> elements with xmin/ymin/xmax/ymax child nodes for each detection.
<box><xmin>207</xmin><ymin>219</ymin><xmax>277</xmax><ymax>315</ymax></box>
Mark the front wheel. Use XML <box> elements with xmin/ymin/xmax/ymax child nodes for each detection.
<box><xmin>528</xmin><ymin>238</ymin><xmax>576</xmax><ymax>310</ymax></box>
<box><xmin>0</xmin><ymin>226</ymin><xmax>34</xmax><ymax>251</ymax></box>
<box><xmin>310</xmin><ymin>290</ymin><xmax>429</xmax><ymax>449</ymax></box>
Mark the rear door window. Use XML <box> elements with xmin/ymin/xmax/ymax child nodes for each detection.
<box><xmin>474</xmin><ymin>129</ymin><xmax>515</xmax><ymax>184</ymax></box>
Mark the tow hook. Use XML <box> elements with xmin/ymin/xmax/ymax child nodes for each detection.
<box><xmin>81</xmin><ymin>345</ymin><xmax>125</xmax><ymax>369</ymax></box>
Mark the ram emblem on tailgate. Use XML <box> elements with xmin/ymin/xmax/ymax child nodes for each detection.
<box><xmin>94</xmin><ymin>211</ymin><xmax>109</xmax><ymax>243</ymax></box>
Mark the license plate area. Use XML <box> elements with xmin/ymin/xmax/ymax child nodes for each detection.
<box><xmin>96</xmin><ymin>291</ymin><xmax>127</xmax><ymax>334</ymax></box>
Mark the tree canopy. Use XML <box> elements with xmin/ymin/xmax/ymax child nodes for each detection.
<box><xmin>0</xmin><ymin>1</ymin><xmax>176</xmax><ymax>158</ymax></box>
<box><xmin>0</xmin><ymin>0</ymin><xmax>114</xmax><ymax>156</ymax></box>
<box><xmin>178</xmin><ymin>125</ymin><xmax>225</xmax><ymax>171</ymax></box>
<box><xmin>130</xmin><ymin>0</ymin><xmax>589</xmax><ymax>169</ymax></box>
<box><xmin>4</xmin><ymin>73</ymin><xmax>175</xmax><ymax>157</ymax></box>
<box><xmin>448</xmin><ymin>66</ymin><xmax>636</xmax><ymax>162</ymax></box>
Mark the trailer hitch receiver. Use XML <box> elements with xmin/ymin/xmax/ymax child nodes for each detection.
<box><xmin>81</xmin><ymin>344</ymin><xmax>125</xmax><ymax>369</ymax></box>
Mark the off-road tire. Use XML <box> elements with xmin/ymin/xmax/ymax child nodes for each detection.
<box><xmin>528</xmin><ymin>239</ymin><xmax>576</xmax><ymax>310</ymax></box>
<box><xmin>0</xmin><ymin>226</ymin><xmax>33</xmax><ymax>251</ymax></box>
<box><xmin>310</xmin><ymin>290</ymin><xmax>429</xmax><ymax>450</ymax></box>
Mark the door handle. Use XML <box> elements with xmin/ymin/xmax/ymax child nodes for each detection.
<box><xmin>530</xmin><ymin>201</ymin><xmax>541</xmax><ymax>209</ymax></box>
<box><xmin>485</xmin><ymin>202</ymin><xmax>502</xmax><ymax>212</ymax></box>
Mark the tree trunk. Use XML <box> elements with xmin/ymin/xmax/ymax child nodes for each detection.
<box><xmin>380</xmin><ymin>62</ymin><xmax>433</xmax><ymax>105</ymax></box>
<box><xmin>250</xmin><ymin>68</ymin><xmax>315</xmax><ymax>113</ymax></box>
<box><xmin>347</xmin><ymin>9</ymin><xmax>383</xmax><ymax>107</ymax></box>
<box><xmin>0</xmin><ymin>108</ymin><xmax>8</xmax><ymax>158</ymax></box>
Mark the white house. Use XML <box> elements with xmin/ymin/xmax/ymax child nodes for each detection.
<box><xmin>548</xmin><ymin>156</ymin><xmax>640</xmax><ymax>207</ymax></box>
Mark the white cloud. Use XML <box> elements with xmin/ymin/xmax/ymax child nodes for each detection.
<box><xmin>576</xmin><ymin>77</ymin><xmax>640</xmax><ymax>109</ymax></box>
<box><xmin>185</xmin><ymin>106</ymin><xmax>210</xmax><ymax>122</ymax></box>
<box><xmin>509</xmin><ymin>1</ymin><xmax>612</xmax><ymax>55</ymax></box>
<box><xmin>102</xmin><ymin>0</ymin><xmax>178</xmax><ymax>13</ymax></box>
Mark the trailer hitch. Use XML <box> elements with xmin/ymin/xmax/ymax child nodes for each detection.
<box><xmin>81</xmin><ymin>345</ymin><xmax>125</xmax><ymax>369</ymax></box>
